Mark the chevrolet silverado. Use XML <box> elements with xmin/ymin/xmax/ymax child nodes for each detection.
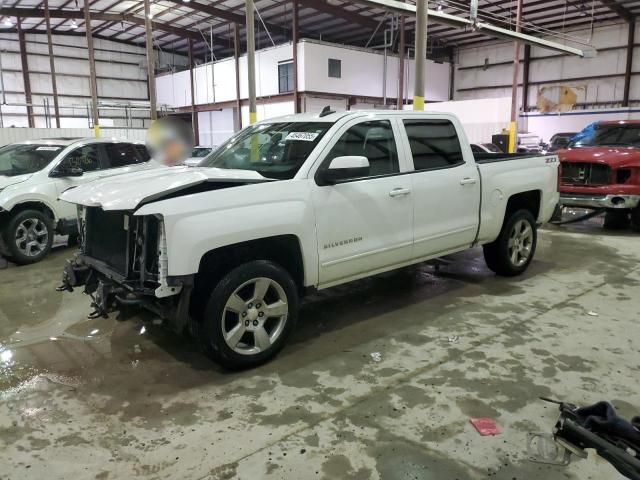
<box><xmin>58</xmin><ymin>110</ymin><xmax>559</xmax><ymax>369</ymax></box>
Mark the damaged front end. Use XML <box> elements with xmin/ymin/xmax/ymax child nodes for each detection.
<box><xmin>58</xmin><ymin>206</ymin><xmax>192</xmax><ymax>330</ymax></box>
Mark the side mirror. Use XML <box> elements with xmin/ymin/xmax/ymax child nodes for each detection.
<box><xmin>319</xmin><ymin>156</ymin><xmax>370</xmax><ymax>185</ymax></box>
<box><xmin>50</xmin><ymin>166</ymin><xmax>84</xmax><ymax>178</ymax></box>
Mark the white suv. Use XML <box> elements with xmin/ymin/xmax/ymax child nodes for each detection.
<box><xmin>0</xmin><ymin>137</ymin><xmax>158</xmax><ymax>264</ymax></box>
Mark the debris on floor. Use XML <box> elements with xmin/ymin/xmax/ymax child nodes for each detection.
<box><xmin>448</xmin><ymin>335</ymin><xmax>459</xmax><ymax>343</ymax></box>
<box><xmin>470</xmin><ymin>417</ymin><xmax>501</xmax><ymax>436</ymax></box>
<box><xmin>587</xmin><ymin>311</ymin><xmax>599</xmax><ymax>317</ymax></box>
<box><xmin>370</xmin><ymin>352</ymin><xmax>382</xmax><ymax>362</ymax></box>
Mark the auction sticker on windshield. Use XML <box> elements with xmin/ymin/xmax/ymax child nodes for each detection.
<box><xmin>285</xmin><ymin>132</ymin><xmax>319</xmax><ymax>142</ymax></box>
<box><xmin>36</xmin><ymin>146</ymin><xmax>62</xmax><ymax>151</ymax></box>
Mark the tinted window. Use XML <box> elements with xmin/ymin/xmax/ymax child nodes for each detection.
<box><xmin>470</xmin><ymin>144</ymin><xmax>483</xmax><ymax>153</ymax></box>
<box><xmin>134</xmin><ymin>144</ymin><xmax>151</xmax><ymax>162</ymax></box>
<box><xmin>278</xmin><ymin>61</ymin><xmax>294</xmax><ymax>93</ymax></box>
<box><xmin>403</xmin><ymin>119</ymin><xmax>463</xmax><ymax>170</ymax></box>
<box><xmin>60</xmin><ymin>145</ymin><xmax>102</xmax><ymax>172</ymax></box>
<box><xmin>325</xmin><ymin>120</ymin><xmax>399</xmax><ymax>178</ymax></box>
<box><xmin>103</xmin><ymin>143</ymin><xmax>140</xmax><ymax>168</ymax></box>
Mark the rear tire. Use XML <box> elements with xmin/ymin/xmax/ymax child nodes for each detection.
<box><xmin>483</xmin><ymin>209</ymin><xmax>537</xmax><ymax>277</ymax></box>
<box><xmin>2</xmin><ymin>209</ymin><xmax>54</xmax><ymax>265</ymax></box>
<box><xmin>603</xmin><ymin>210</ymin><xmax>629</xmax><ymax>230</ymax></box>
<box><xmin>197</xmin><ymin>260</ymin><xmax>299</xmax><ymax>370</ymax></box>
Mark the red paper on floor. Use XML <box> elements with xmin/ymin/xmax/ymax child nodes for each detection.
<box><xmin>470</xmin><ymin>417</ymin><xmax>501</xmax><ymax>436</ymax></box>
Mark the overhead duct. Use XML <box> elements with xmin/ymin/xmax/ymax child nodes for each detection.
<box><xmin>351</xmin><ymin>0</ymin><xmax>597</xmax><ymax>58</ymax></box>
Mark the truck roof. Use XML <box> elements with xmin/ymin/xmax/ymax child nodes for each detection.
<box><xmin>261</xmin><ymin>109</ymin><xmax>456</xmax><ymax>124</ymax></box>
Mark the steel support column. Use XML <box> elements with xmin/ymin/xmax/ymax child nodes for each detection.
<box><xmin>522</xmin><ymin>44</ymin><xmax>531</xmax><ymax>113</ymax></box>
<box><xmin>245</xmin><ymin>0</ymin><xmax>257</xmax><ymax>124</ymax></box>
<box><xmin>144</xmin><ymin>0</ymin><xmax>157</xmax><ymax>121</ymax></box>
<box><xmin>413</xmin><ymin>0</ymin><xmax>427</xmax><ymax>110</ymax></box>
<box><xmin>292</xmin><ymin>0</ymin><xmax>300</xmax><ymax>113</ymax></box>
<box><xmin>508</xmin><ymin>0</ymin><xmax>523</xmax><ymax>153</ymax></box>
<box><xmin>83</xmin><ymin>1</ymin><xmax>100</xmax><ymax>136</ymax></box>
<box><xmin>44</xmin><ymin>0</ymin><xmax>60</xmax><ymax>127</ymax></box>
<box><xmin>623</xmin><ymin>18</ymin><xmax>635</xmax><ymax>107</ymax></box>
<box><xmin>17</xmin><ymin>18</ymin><xmax>35</xmax><ymax>128</ymax></box>
<box><xmin>188</xmin><ymin>38</ymin><xmax>199</xmax><ymax>145</ymax></box>
<box><xmin>234</xmin><ymin>23</ymin><xmax>242</xmax><ymax>130</ymax></box>
<box><xmin>397</xmin><ymin>15</ymin><xmax>405</xmax><ymax>110</ymax></box>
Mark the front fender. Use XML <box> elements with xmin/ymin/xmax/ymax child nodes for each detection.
<box><xmin>134</xmin><ymin>180</ymin><xmax>319</xmax><ymax>286</ymax></box>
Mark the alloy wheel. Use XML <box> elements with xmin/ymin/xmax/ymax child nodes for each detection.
<box><xmin>221</xmin><ymin>277</ymin><xmax>289</xmax><ymax>355</ymax></box>
<box><xmin>507</xmin><ymin>219</ymin><xmax>533</xmax><ymax>267</ymax></box>
<box><xmin>15</xmin><ymin>218</ymin><xmax>49</xmax><ymax>257</ymax></box>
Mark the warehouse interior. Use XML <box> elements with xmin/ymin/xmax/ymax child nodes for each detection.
<box><xmin>1</xmin><ymin>0</ymin><xmax>640</xmax><ymax>479</ymax></box>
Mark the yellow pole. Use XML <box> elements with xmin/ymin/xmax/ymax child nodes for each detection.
<box><xmin>413</xmin><ymin>0</ymin><xmax>427</xmax><ymax>111</ymax></box>
<box><xmin>508</xmin><ymin>121</ymin><xmax>516</xmax><ymax>153</ymax></box>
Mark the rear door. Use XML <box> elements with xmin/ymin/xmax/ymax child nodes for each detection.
<box><xmin>400</xmin><ymin>116</ymin><xmax>481</xmax><ymax>259</ymax></box>
<box><xmin>311</xmin><ymin>117</ymin><xmax>414</xmax><ymax>286</ymax></box>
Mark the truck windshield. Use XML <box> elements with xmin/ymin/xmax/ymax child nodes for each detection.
<box><xmin>570</xmin><ymin>124</ymin><xmax>640</xmax><ymax>148</ymax></box>
<box><xmin>201</xmin><ymin>122</ymin><xmax>331</xmax><ymax>180</ymax></box>
<box><xmin>0</xmin><ymin>144</ymin><xmax>63</xmax><ymax>177</ymax></box>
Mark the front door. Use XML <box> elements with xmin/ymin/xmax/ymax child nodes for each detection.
<box><xmin>312</xmin><ymin>118</ymin><xmax>414</xmax><ymax>287</ymax></box>
<box><xmin>54</xmin><ymin>144</ymin><xmax>109</xmax><ymax>220</ymax></box>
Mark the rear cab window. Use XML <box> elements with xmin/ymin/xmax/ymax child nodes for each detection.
<box><xmin>402</xmin><ymin>118</ymin><xmax>464</xmax><ymax>171</ymax></box>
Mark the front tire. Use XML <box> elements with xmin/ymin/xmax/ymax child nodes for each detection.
<box><xmin>2</xmin><ymin>209</ymin><xmax>54</xmax><ymax>265</ymax></box>
<box><xmin>198</xmin><ymin>260</ymin><xmax>299</xmax><ymax>370</ymax></box>
<box><xmin>603</xmin><ymin>210</ymin><xmax>629</xmax><ymax>230</ymax></box>
<box><xmin>483</xmin><ymin>209</ymin><xmax>537</xmax><ymax>277</ymax></box>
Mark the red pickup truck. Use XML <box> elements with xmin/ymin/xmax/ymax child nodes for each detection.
<box><xmin>558</xmin><ymin>120</ymin><xmax>640</xmax><ymax>231</ymax></box>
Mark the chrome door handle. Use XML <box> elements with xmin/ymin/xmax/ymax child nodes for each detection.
<box><xmin>389</xmin><ymin>187</ymin><xmax>411</xmax><ymax>197</ymax></box>
<box><xmin>460</xmin><ymin>177</ymin><xmax>477</xmax><ymax>185</ymax></box>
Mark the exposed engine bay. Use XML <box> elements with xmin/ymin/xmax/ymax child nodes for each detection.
<box><xmin>59</xmin><ymin>206</ymin><xmax>192</xmax><ymax>329</ymax></box>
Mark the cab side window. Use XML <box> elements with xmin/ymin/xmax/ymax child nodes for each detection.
<box><xmin>103</xmin><ymin>143</ymin><xmax>141</xmax><ymax>168</ymax></box>
<box><xmin>59</xmin><ymin>145</ymin><xmax>102</xmax><ymax>172</ymax></box>
<box><xmin>403</xmin><ymin>119</ymin><xmax>464</xmax><ymax>170</ymax></box>
<box><xmin>325</xmin><ymin>120</ymin><xmax>399</xmax><ymax>178</ymax></box>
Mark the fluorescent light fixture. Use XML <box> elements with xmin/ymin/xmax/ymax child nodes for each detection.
<box><xmin>3</xmin><ymin>17</ymin><xmax>12</xmax><ymax>27</ymax></box>
<box><xmin>70</xmin><ymin>19</ymin><xmax>78</xmax><ymax>29</ymax></box>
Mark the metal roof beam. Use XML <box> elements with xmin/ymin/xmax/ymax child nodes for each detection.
<box><xmin>351</xmin><ymin>0</ymin><xmax>597</xmax><ymax>57</ymax></box>
<box><xmin>598</xmin><ymin>0</ymin><xmax>634</xmax><ymax>21</ymax></box>
<box><xmin>0</xmin><ymin>7</ymin><xmax>207</xmax><ymax>41</ymax></box>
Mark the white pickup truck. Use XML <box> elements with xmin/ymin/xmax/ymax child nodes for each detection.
<box><xmin>59</xmin><ymin>110</ymin><xmax>559</xmax><ymax>369</ymax></box>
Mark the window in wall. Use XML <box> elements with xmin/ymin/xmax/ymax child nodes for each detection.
<box><xmin>403</xmin><ymin>119</ymin><xmax>464</xmax><ymax>170</ymax></box>
<box><xmin>325</xmin><ymin>120</ymin><xmax>399</xmax><ymax>179</ymax></box>
<box><xmin>278</xmin><ymin>61</ymin><xmax>294</xmax><ymax>93</ymax></box>
<box><xmin>328</xmin><ymin>58</ymin><xmax>341</xmax><ymax>78</ymax></box>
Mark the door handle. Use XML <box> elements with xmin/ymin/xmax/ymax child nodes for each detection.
<box><xmin>460</xmin><ymin>177</ymin><xmax>477</xmax><ymax>185</ymax></box>
<box><xmin>389</xmin><ymin>187</ymin><xmax>411</xmax><ymax>197</ymax></box>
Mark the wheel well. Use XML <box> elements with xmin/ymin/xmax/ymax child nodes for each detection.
<box><xmin>9</xmin><ymin>202</ymin><xmax>56</xmax><ymax>220</ymax></box>
<box><xmin>0</xmin><ymin>202</ymin><xmax>56</xmax><ymax>234</ymax></box>
<box><xmin>505</xmin><ymin>190</ymin><xmax>541</xmax><ymax>221</ymax></box>
<box><xmin>190</xmin><ymin>235</ymin><xmax>305</xmax><ymax>319</ymax></box>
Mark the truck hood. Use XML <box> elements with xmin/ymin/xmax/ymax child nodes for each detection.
<box><xmin>559</xmin><ymin>146</ymin><xmax>640</xmax><ymax>168</ymax></box>
<box><xmin>59</xmin><ymin>166</ymin><xmax>271</xmax><ymax>211</ymax></box>
<box><xmin>0</xmin><ymin>173</ymin><xmax>32</xmax><ymax>190</ymax></box>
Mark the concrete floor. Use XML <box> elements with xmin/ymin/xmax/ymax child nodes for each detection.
<box><xmin>0</xmin><ymin>219</ymin><xmax>638</xmax><ymax>480</ymax></box>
